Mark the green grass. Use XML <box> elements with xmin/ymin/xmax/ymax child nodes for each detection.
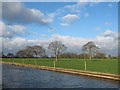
<box><xmin>2</xmin><ymin>58</ymin><xmax>119</xmax><ymax>75</ymax></box>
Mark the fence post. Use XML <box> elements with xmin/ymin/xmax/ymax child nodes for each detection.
<box><xmin>85</xmin><ymin>61</ymin><xmax>86</xmax><ymax>71</ymax></box>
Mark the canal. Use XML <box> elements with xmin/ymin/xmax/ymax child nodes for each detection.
<box><xmin>2</xmin><ymin>64</ymin><xmax>119</xmax><ymax>88</ymax></box>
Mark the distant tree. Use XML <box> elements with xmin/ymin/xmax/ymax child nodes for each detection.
<box><xmin>111</xmin><ymin>56</ymin><xmax>118</xmax><ymax>59</ymax></box>
<box><xmin>15</xmin><ymin>50</ymin><xmax>27</xmax><ymax>58</ymax></box>
<box><xmin>48</xmin><ymin>41</ymin><xmax>67</xmax><ymax>61</ymax></box>
<box><xmin>82</xmin><ymin>41</ymin><xmax>99</xmax><ymax>59</ymax></box>
<box><xmin>2</xmin><ymin>52</ymin><xmax>5</xmax><ymax>58</ymax></box>
<box><xmin>16</xmin><ymin>45</ymin><xmax>45</xmax><ymax>58</ymax></box>
<box><xmin>60</xmin><ymin>52</ymin><xmax>78</xmax><ymax>58</ymax></box>
<box><xmin>0</xmin><ymin>51</ymin><xmax>5</xmax><ymax>58</ymax></box>
<box><xmin>78</xmin><ymin>53</ymin><xmax>90</xmax><ymax>59</ymax></box>
<box><xmin>2</xmin><ymin>52</ymin><xmax>5</xmax><ymax>57</ymax></box>
<box><xmin>0</xmin><ymin>52</ymin><xmax>5</xmax><ymax>58</ymax></box>
<box><xmin>94</xmin><ymin>52</ymin><xmax>106</xmax><ymax>59</ymax></box>
<box><xmin>108</xmin><ymin>54</ymin><xmax>112</xmax><ymax>59</ymax></box>
<box><xmin>30</xmin><ymin>46</ymin><xmax>45</xmax><ymax>58</ymax></box>
<box><xmin>6</xmin><ymin>53</ymin><xmax>14</xmax><ymax>58</ymax></box>
<box><xmin>24</xmin><ymin>46</ymin><xmax>34</xmax><ymax>57</ymax></box>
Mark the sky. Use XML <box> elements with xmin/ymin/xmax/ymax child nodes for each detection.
<box><xmin>1</xmin><ymin>1</ymin><xmax>119</xmax><ymax>56</ymax></box>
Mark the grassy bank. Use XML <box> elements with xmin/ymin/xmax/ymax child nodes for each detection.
<box><xmin>2</xmin><ymin>58</ymin><xmax>118</xmax><ymax>75</ymax></box>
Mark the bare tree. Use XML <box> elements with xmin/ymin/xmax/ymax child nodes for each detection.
<box><xmin>48</xmin><ymin>41</ymin><xmax>67</xmax><ymax>61</ymax></box>
<box><xmin>82</xmin><ymin>41</ymin><xmax>99</xmax><ymax>59</ymax></box>
<box><xmin>6</xmin><ymin>53</ymin><xmax>14</xmax><ymax>58</ymax></box>
<box><xmin>24</xmin><ymin>46</ymin><xmax>34</xmax><ymax>57</ymax></box>
<box><xmin>16</xmin><ymin>45</ymin><xmax>45</xmax><ymax>58</ymax></box>
<box><xmin>16</xmin><ymin>49</ymin><xmax>28</xmax><ymax>58</ymax></box>
<box><xmin>94</xmin><ymin>52</ymin><xmax>106</xmax><ymax>59</ymax></box>
<box><xmin>31</xmin><ymin>46</ymin><xmax>45</xmax><ymax>58</ymax></box>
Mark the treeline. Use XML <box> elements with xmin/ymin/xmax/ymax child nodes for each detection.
<box><xmin>1</xmin><ymin>52</ymin><xmax>118</xmax><ymax>59</ymax></box>
<box><xmin>59</xmin><ymin>53</ymin><xmax>118</xmax><ymax>59</ymax></box>
<box><xmin>1</xmin><ymin>41</ymin><xmax>119</xmax><ymax>59</ymax></box>
<box><xmin>1</xmin><ymin>46</ymin><xmax>46</xmax><ymax>58</ymax></box>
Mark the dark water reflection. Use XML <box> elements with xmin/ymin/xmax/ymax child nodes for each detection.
<box><xmin>2</xmin><ymin>64</ymin><xmax>119</xmax><ymax>88</ymax></box>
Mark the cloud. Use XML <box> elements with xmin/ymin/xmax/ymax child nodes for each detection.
<box><xmin>55</xmin><ymin>2</ymin><xmax>89</xmax><ymax>17</ymax></box>
<box><xmin>1</xmin><ymin>37</ymin><xmax>49</xmax><ymax>55</ymax></box>
<box><xmin>63</xmin><ymin>2</ymin><xmax>87</xmax><ymax>13</ymax></box>
<box><xmin>96</xmin><ymin>30</ymin><xmax>118</xmax><ymax>52</ymax></box>
<box><xmin>100</xmin><ymin>29</ymin><xmax>117</xmax><ymax>38</ymax></box>
<box><xmin>56</xmin><ymin>2</ymin><xmax>99</xmax><ymax>16</ymax></box>
<box><xmin>48</xmin><ymin>2</ymin><xmax>87</xmax><ymax>23</ymax></box>
<box><xmin>62</xmin><ymin>14</ymin><xmax>80</xmax><ymax>22</ymax></box>
<box><xmin>9</xmin><ymin>25</ymin><xmax>26</xmax><ymax>34</ymax></box>
<box><xmin>55</xmin><ymin>2</ymin><xmax>97</xmax><ymax>26</ymax></box>
<box><xmin>0</xmin><ymin>21</ymin><xmax>26</xmax><ymax>38</ymax></box>
<box><xmin>2</xmin><ymin>30</ymin><xmax>118</xmax><ymax>56</ymax></box>
<box><xmin>61</xmin><ymin>14</ymin><xmax>79</xmax><ymax>26</ymax></box>
<box><xmin>2</xmin><ymin>2</ymin><xmax>53</xmax><ymax>25</ymax></box>
<box><xmin>50</xmin><ymin>32</ymin><xmax>118</xmax><ymax>55</ymax></box>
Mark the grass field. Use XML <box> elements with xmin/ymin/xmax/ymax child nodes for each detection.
<box><xmin>2</xmin><ymin>58</ymin><xmax>119</xmax><ymax>75</ymax></box>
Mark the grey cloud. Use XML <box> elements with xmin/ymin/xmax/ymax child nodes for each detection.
<box><xmin>99</xmin><ymin>30</ymin><xmax>118</xmax><ymax>41</ymax></box>
<box><xmin>0</xmin><ymin>21</ymin><xmax>26</xmax><ymax>38</ymax></box>
<box><xmin>95</xmin><ymin>30</ymin><xmax>118</xmax><ymax>55</ymax></box>
<box><xmin>2</xmin><ymin>2</ymin><xmax>52</xmax><ymax>25</ymax></box>
<box><xmin>2</xmin><ymin>37</ymin><xmax>49</xmax><ymax>55</ymax></box>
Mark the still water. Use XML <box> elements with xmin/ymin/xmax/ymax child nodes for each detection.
<box><xmin>2</xmin><ymin>64</ymin><xmax>119</xmax><ymax>88</ymax></box>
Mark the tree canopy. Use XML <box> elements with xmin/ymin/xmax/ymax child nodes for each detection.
<box><xmin>82</xmin><ymin>41</ymin><xmax>99</xmax><ymax>59</ymax></box>
<box><xmin>16</xmin><ymin>45</ymin><xmax>45</xmax><ymax>58</ymax></box>
<box><xmin>48</xmin><ymin>41</ymin><xmax>67</xmax><ymax>61</ymax></box>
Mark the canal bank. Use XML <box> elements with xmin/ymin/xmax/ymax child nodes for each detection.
<box><xmin>1</xmin><ymin>62</ymin><xmax>120</xmax><ymax>81</ymax></box>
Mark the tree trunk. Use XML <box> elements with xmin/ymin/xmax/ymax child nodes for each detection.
<box><xmin>89</xmin><ymin>54</ymin><xmax>91</xmax><ymax>59</ymax></box>
<box><xmin>55</xmin><ymin>55</ymin><xmax>59</xmax><ymax>61</ymax></box>
<box><xmin>55</xmin><ymin>55</ymin><xmax>58</xmax><ymax>61</ymax></box>
<box><xmin>36</xmin><ymin>54</ymin><xmax>37</xmax><ymax>58</ymax></box>
<box><xmin>89</xmin><ymin>56</ymin><xmax>91</xmax><ymax>59</ymax></box>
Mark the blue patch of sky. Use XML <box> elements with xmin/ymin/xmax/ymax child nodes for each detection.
<box><xmin>24</xmin><ymin>2</ymin><xmax>77</xmax><ymax>13</ymax></box>
<box><xmin>23</xmin><ymin>2</ymin><xmax>118</xmax><ymax>39</ymax></box>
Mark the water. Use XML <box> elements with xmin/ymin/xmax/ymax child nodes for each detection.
<box><xmin>2</xmin><ymin>64</ymin><xmax>119</xmax><ymax>88</ymax></box>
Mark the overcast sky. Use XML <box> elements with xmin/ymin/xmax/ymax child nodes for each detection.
<box><xmin>1</xmin><ymin>1</ymin><xmax>119</xmax><ymax>56</ymax></box>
